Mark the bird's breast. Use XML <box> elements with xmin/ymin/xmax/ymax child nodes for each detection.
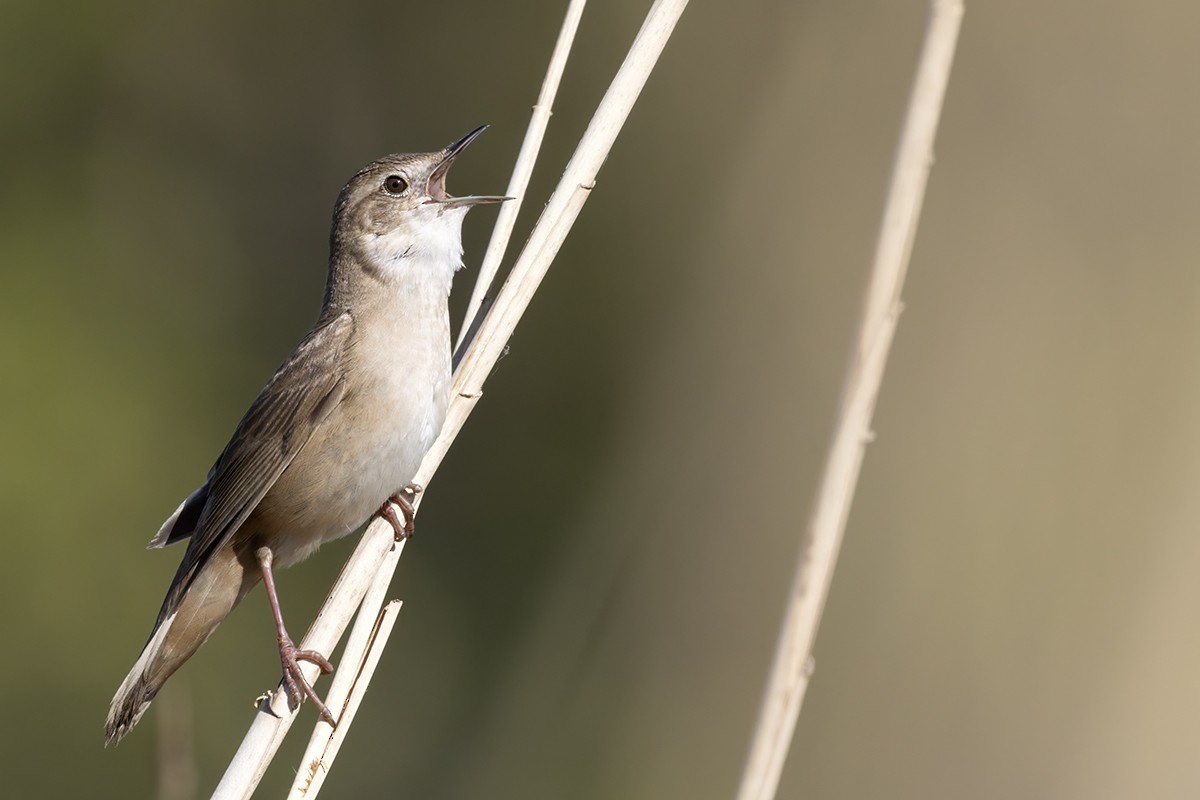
<box><xmin>260</xmin><ymin>290</ymin><xmax>452</xmax><ymax>567</ymax></box>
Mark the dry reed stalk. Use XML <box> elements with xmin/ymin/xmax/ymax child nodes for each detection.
<box><xmin>733</xmin><ymin>4</ymin><xmax>964</xmax><ymax>800</ymax></box>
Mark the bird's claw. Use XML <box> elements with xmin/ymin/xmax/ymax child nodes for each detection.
<box><xmin>278</xmin><ymin>636</ymin><xmax>336</xmax><ymax>726</ymax></box>
<box><xmin>379</xmin><ymin>483</ymin><xmax>422</xmax><ymax>542</ymax></box>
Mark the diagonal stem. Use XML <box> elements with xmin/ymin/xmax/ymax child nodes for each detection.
<box><xmin>733</xmin><ymin>3</ymin><xmax>964</xmax><ymax>799</ymax></box>
<box><xmin>455</xmin><ymin>0</ymin><xmax>589</xmax><ymax>357</ymax></box>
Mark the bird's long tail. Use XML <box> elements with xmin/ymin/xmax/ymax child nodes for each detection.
<box><xmin>105</xmin><ymin>544</ymin><xmax>260</xmax><ymax>745</ymax></box>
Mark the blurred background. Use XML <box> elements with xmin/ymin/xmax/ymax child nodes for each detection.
<box><xmin>4</xmin><ymin>0</ymin><xmax>1200</xmax><ymax>797</ymax></box>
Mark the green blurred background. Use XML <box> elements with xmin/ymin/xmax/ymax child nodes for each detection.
<box><xmin>4</xmin><ymin>0</ymin><xmax>1200</xmax><ymax>797</ymax></box>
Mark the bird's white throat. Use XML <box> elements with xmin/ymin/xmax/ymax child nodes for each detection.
<box><xmin>361</xmin><ymin>203</ymin><xmax>469</xmax><ymax>296</ymax></box>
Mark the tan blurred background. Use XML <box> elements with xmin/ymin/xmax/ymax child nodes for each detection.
<box><xmin>4</xmin><ymin>0</ymin><xmax>1200</xmax><ymax>797</ymax></box>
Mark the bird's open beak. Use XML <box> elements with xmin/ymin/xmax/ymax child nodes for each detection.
<box><xmin>427</xmin><ymin>124</ymin><xmax>512</xmax><ymax>207</ymax></box>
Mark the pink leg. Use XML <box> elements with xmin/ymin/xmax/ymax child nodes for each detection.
<box><xmin>256</xmin><ymin>546</ymin><xmax>336</xmax><ymax>726</ymax></box>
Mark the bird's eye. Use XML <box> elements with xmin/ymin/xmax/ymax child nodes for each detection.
<box><xmin>383</xmin><ymin>175</ymin><xmax>409</xmax><ymax>195</ymax></box>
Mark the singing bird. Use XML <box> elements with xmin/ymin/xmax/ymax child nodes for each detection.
<box><xmin>106</xmin><ymin>127</ymin><xmax>507</xmax><ymax>745</ymax></box>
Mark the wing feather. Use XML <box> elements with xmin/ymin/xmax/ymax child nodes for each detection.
<box><xmin>164</xmin><ymin>311</ymin><xmax>354</xmax><ymax>605</ymax></box>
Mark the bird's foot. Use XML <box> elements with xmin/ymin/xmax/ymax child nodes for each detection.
<box><xmin>278</xmin><ymin>635</ymin><xmax>336</xmax><ymax>726</ymax></box>
<box><xmin>379</xmin><ymin>483</ymin><xmax>422</xmax><ymax>542</ymax></box>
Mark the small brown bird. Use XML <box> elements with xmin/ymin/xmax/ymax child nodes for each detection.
<box><xmin>106</xmin><ymin>127</ymin><xmax>506</xmax><ymax>745</ymax></box>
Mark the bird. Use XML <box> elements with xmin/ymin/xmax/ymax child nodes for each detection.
<box><xmin>105</xmin><ymin>126</ymin><xmax>507</xmax><ymax>746</ymax></box>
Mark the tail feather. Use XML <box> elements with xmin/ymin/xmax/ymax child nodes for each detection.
<box><xmin>105</xmin><ymin>611</ymin><xmax>179</xmax><ymax>744</ymax></box>
<box><xmin>106</xmin><ymin>544</ymin><xmax>259</xmax><ymax>745</ymax></box>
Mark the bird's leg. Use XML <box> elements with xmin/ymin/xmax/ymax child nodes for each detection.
<box><xmin>378</xmin><ymin>482</ymin><xmax>422</xmax><ymax>541</ymax></box>
<box><xmin>255</xmin><ymin>546</ymin><xmax>336</xmax><ymax>726</ymax></box>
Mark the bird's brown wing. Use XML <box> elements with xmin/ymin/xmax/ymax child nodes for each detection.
<box><xmin>163</xmin><ymin>311</ymin><xmax>355</xmax><ymax>609</ymax></box>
